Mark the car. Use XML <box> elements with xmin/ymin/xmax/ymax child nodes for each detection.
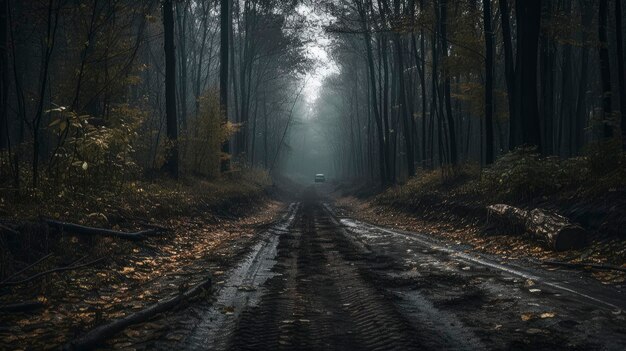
<box><xmin>314</xmin><ymin>174</ymin><xmax>326</xmax><ymax>183</ymax></box>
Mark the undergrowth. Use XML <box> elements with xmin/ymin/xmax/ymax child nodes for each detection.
<box><xmin>378</xmin><ymin>143</ymin><xmax>626</xmax><ymax>207</ymax></box>
<box><xmin>1</xmin><ymin>168</ymin><xmax>271</xmax><ymax>222</ymax></box>
<box><xmin>0</xmin><ymin>168</ymin><xmax>272</xmax><ymax>279</ymax></box>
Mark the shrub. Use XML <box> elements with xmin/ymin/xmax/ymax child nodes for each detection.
<box><xmin>480</xmin><ymin>147</ymin><xmax>581</xmax><ymax>200</ymax></box>
<box><xmin>179</xmin><ymin>90</ymin><xmax>237</xmax><ymax>178</ymax></box>
<box><xmin>46</xmin><ymin>104</ymin><xmax>144</xmax><ymax>188</ymax></box>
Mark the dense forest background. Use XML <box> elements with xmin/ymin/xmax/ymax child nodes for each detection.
<box><xmin>0</xmin><ymin>0</ymin><xmax>310</xmax><ymax>191</ymax></box>
<box><xmin>310</xmin><ymin>0</ymin><xmax>626</xmax><ymax>187</ymax></box>
<box><xmin>0</xmin><ymin>0</ymin><xmax>625</xmax><ymax>191</ymax></box>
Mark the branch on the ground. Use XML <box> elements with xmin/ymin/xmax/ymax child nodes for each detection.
<box><xmin>541</xmin><ymin>260</ymin><xmax>626</xmax><ymax>273</ymax></box>
<box><xmin>0</xmin><ymin>257</ymin><xmax>106</xmax><ymax>287</ymax></box>
<box><xmin>0</xmin><ymin>301</ymin><xmax>45</xmax><ymax>312</ymax></box>
<box><xmin>63</xmin><ymin>275</ymin><xmax>212</xmax><ymax>351</ymax></box>
<box><xmin>0</xmin><ymin>223</ymin><xmax>19</xmax><ymax>235</ymax></box>
<box><xmin>0</xmin><ymin>253</ymin><xmax>53</xmax><ymax>284</ymax></box>
<box><xmin>486</xmin><ymin>204</ymin><xmax>587</xmax><ymax>251</ymax></box>
<box><xmin>45</xmin><ymin>219</ymin><xmax>157</xmax><ymax>240</ymax></box>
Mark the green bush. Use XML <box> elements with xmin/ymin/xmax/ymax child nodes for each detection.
<box><xmin>479</xmin><ymin>147</ymin><xmax>584</xmax><ymax>200</ymax></box>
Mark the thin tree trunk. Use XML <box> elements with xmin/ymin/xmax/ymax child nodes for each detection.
<box><xmin>440</xmin><ymin>0</ymin><xmax>458</xmax><ymax>165</ymax></box>
<box><xmin>394</xmin><ymin>35</ymin><xmax>415</xmax><ymax>177</ymax></box>
<box><xmin>483</xmin><ymin>0</ymin><xmax>494</xmax><ymax>164</ymax></box>
<box><xmin>573</xmin><ymin>2</ymin><xmax>593</xmax><ymax>153</ymax></box>
<box><xmin>163</xmin><ymin>0</ymin><xmax>178</xmax><ymax>179</ymax></box>
<box><xmin>598</xmin><ymin>0</ymin><xmax>613</xmax><ymax>139</ymax></box>
<box><xmin>499</xmin><ymin>0</ymin><xmax>516</xmax><ymax>150</ymax></box>
<box><xmin>616</xmin><ymin>0</ymin><xmax>626</xmax><ymax>148</ymax></box>
<box><xmin>514</xmin><ymin>0</ymin><xmax>542</xmax><ymax>151</ymax></box>
<box><xmin>220</xmin><ymin>0</ymin><xmax>230</xmax><ymax>172</ymax></box>
<box><xmin>0</xmin><ymin>0</ymin><xmax>8</xmax><ymax>156</ymax></box>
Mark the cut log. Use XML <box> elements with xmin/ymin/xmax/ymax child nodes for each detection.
<box><xmin>526</xmin><ymin>208</ymin><xmax>587</xmax><ymax>251</ymax></box>
<box><xmin>486</xmin><ymin>204</ymin><xmax>587</xmax><ymax>251</ymax></box>
<box><xmin>45</xmin><ymin>220</ymin><xmax>156</xmax><ymax>241</ymax></box>
<box><xmin>486</xmin><ymin>203</ymin><xmax>528</xmax><ymax>234</ymax></box>
<box><xmin>64</xmin><ymin>276</ymin><xmax>212</xmax><ymax>351</ymax></box>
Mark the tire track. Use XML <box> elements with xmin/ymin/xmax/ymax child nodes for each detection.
<box><xmin>227</xmin><ymin>199</ymin><xmax>424</xmax><ymax>351</ymax></box>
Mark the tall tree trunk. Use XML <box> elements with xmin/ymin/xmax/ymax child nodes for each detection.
<box><xmin>175</xmin><ymin>1</ymin><xmax>188</xmax><ymax>130</ymax></box>
<box><xmin>598</xmin><ymin>0</ymin><xmax>613</xmax><ymax>139</ymax></box>
<box><xmin>499</xmin><ymin>0</ymin><xmax>516</xmax><ymax>150</ymax></box>
<box><xmin>514</xmin><ymin>0</ymin><xmax>542</xmax><ymax>151</ymax></box>
<box><xmin>220</xmin><ymin>0</ymin><xmax>230</xmax><ymax>172</ymax></box>
<box><xmin>249</xmin><ymin>84</ymin><xmax>259</xmax><ymax>166</ymax></box>
<box><xmin>616</xmin><ymin>0</ymin><xmax>626</xmax><ymax>148</ymax></box>
<box><xmin>394</xmin><ymin>35</ymin><xmax>416</xmax><ymax>177</ymax></box>
<box><xmin>557</xmin><ymin>0</ymin><xmax>573</xmax><ymax>156</ymax></box>
<box><xmin>0</xmin><ymin>0</ymin><xmax>8</xmax><ymax>155</ymax></box>
<box><xmin>574</xmin><ymin>2</ymin><xmax>593</xmax><ymax>154</ymax></box>
<box><xmin>32</xmin><ymin>0</ymin><xmax>60</xmax><ymax>187</ymax></box>
<box><xmin>483</xmin><ymin>0</ymin><xmax>494</xmax><ymax>164</ymax></box>
<box><xmin>540</xmin><ymin>1</ymin><xmax>555</xmax><ymax>155</ymax></box>
<box><xmin>439</xmin><ymin>0</ymin><xmax>458</xmax><ymax>165</ymax></box>
<box><xmin>163</xmin><ymin>0</ymin><xmax>178</xmax><ymax>179</ymax></box>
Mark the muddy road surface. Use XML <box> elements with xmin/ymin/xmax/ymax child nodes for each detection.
<box><xmin>173</xmin><ymin>187</ymin><xmax>626</xmax><ymax>350</ymax></box>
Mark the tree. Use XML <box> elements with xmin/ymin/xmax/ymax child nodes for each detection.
<box><xmin>439</xmin><ymin>0</ymin><xmax>458</xmax><ymax>165</ymax></box>
<box><xmin>163</xmin><ymin>0</ymin><xmax>179</xmax><ymax>178</ymax></box>
<box><xmin>0</xmin><ymin>0</ymin><xmax>7</xmax><ymax>155</ymax></box>
<box><xmin>483</xmin><ymin>0</ymin><xmax>494</xmax><ymax>164</ymax></box>
<box><xmin>616</xmin><ymin>0</ymin><xmax>626</xmax><ymax>148</ymax></box>
<box><xmin>220</xmin><ymin>0</ymin><xmax>230</xmax><ymax>172</ymax></box>
<box><xmin>513</xmin><ymin>0</ymin><xmax>542</xmax><ymax>151</ymax></box>
<box><xmin>499</xmin><ymin>0</ymin><xmax>515</xmax><ymax>151</ymax></box>
<box><xmin>598</xmin><ymin>0</ymin><xmax>613</xmax><ymax>139</ymax></box>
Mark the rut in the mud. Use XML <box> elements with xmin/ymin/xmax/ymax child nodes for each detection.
<box><xmin>228</xmin><ymin>200</ymin><xmax>422</xmax><ymax>351</ymax></box>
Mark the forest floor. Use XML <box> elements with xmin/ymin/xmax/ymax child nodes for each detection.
<box><xmin>114</xmin><ymin>185</ymin><xmax>625</xmax><ymax>350</ymax></box>
<box><xmin>333</xmin><ymin>164</ymin><xmax>626</xmax><ymax>286</ymax></box>
<box><xmin>0</xmin><ymin>170</ymin><xmax>287</xmax><ymax>350</ymax></box>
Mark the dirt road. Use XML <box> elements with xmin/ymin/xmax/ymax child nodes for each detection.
<box><xmin>171</xmin><ymin>187</ymin><xmax>626</xmax><ymax>350</ymax></box>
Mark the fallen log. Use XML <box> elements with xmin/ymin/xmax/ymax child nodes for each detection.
<box><xmin>486</xmin><ymin>204</ymin><xmax>587</xmax><ymax>251</ymax></box>
<box><xmin>486</xmin><ymin>204</ymin><xmax>528</xmax><ymax>234</ymax></box>
<box><xmin>526</xmin><ymin>208</ymin><xmax>587</xmax><ymax>251</ymax></box>
<box><xmin>64</xmin><ymin>276</ymin><xmax>212</xmax><ymax>351</ymax></box>
<box><xmin>45</xmin><ymin>220</ymin><xmax>156</xmax><ymax>241</ymax></box>
<box><xmin>0</xmin><ymin>253</ymin><xmax>53</xmax><ymax>285</ymax></box>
